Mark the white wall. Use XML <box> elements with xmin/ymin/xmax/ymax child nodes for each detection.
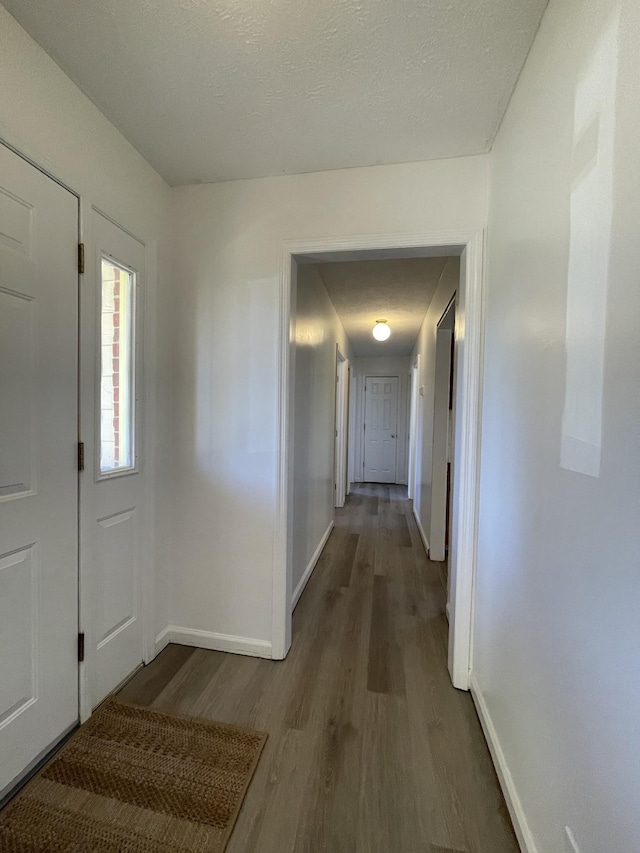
<box><xmin>475</xmin><ymin>0</ymin><xmax>640</xmax><ymax>850</ymax></box>
<box><xmin>292</xmin><ymin>264</ymin><xmax>354</xmax><ymax>601</ymax></box>
<box><xmin>170</xmin><ymin>156</ymin><xmax>488</xmax><ymax>647</ymax></box>
<box><xmin>410</xmin><ymin>258</ymin><xmax>459</xmax><ymax>549</ymax></box>
<box><xmin>351</xmin><ymin>357</ymin><xmax>411</xmax><ymax>485</ymax></box>
<box><xmin>0</xmin><ymin>7</ymin><xmax>173</xmax><ymax>645</ymax></box>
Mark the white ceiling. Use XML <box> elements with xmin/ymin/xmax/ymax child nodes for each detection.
<box><xmin>316</xmin><ymin>257</ymin><xmax>448</xmax><ymax>357</ymax></box>
<box><xmin>2</xmin><ymin>0</ymin><xmax>548</xmax><ymax>186</ymax></box>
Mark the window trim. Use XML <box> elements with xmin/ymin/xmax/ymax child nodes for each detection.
<box><xmin>95</xmin><ymin>251</ymin><xmax>140</xmax><ymax>481</ymax></box>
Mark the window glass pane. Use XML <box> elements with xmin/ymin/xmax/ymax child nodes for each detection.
<box><xmin>100</xmin><ymin>258</ymin><xmax>135</xmax><ymax>474</ymax></box>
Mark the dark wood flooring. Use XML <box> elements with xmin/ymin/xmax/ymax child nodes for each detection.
<box><xmin>120</xmin><ymin>483</ymin><xmax>518</xmax><ymax>853</ymax></box>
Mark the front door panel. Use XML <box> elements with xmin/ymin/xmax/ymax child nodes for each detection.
<box><xmin>81</xmin><ymin>211</ymin><xmax>145</xmax><ymax>707</ymax></box>
<box><xmin>0</xmin><ymin>144</ymin><xmax>79</xmax><ymax>795</ymax></box>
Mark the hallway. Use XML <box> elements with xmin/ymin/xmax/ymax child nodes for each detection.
<box><xmin>120</xmin><ymin>484</ymin><xmax>518</xmax><ymax>852</ymax></box>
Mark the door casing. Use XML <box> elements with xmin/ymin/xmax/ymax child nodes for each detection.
<box><xmin>429</xmin><ymin>297</ymin><xmax>456</xmax><ymax>562</ymax></box>
<box><xmin>407</xmin><ymin>355</ymin><xmax>420</xmax><ymax>502</ymax></box>
<box><xmin>334</xmin><ymin>347</ymin><xmax>349</xmax><ymax>508</ymax></box>
<box><xmin>274</xmin><ymin>230</ymin><xmax>485</xmax><ymax>691</ymax></box>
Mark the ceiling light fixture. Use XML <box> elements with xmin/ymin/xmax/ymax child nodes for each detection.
<box><xmin>372</xmin><ymin>320</ymin><xmax>391</xmax><ymax>341</ymax></box>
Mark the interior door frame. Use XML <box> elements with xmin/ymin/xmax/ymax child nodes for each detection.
<box><xmin>334</xmin><ymin>346</ymin><xmax>348</xmax><ymax>508</ymax></box>
<box><xmin>429</xmin><ymin>296</ymin><xmax>457</xmax><ymax>561</ymax></box>
<box><xmin>274</xmin><ymin>229</ymin><xmax>485</xmax><ymax>691</ymax></box>
<box><xmin>1</xmin><ymin>137</ymin><xmax>159</xmax><ymax>726</ymax></box>
<box><xmin>407</xmin><ymin>354</ymin><xmax>420</xmax><ymax>502</ymax></box>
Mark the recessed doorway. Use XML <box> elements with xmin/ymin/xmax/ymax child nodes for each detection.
<box><xmin>274</xmin><ymin>229</ymin><xmax>485</xmax><ymax>691</ymax></box>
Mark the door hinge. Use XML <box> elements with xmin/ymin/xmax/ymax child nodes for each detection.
<box><xmin>78</xmin><ymin>243</ymin><xmax>85</xmax><ymax>274</ymax></box>
<box><xmin>78</xmin><ymin>632</ymin><xmax>85</xmax><ymax>663</ymax></box>
<box><xmin>77</xmin><ymin>441</ymin><xmax>85</xmax><ymax>471</ymax></box>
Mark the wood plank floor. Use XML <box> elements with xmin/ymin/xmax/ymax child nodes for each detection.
<box><xmin>120</xmin><ymin>484</ymin><xmax>518</xmax><ymax>853</ymax></box>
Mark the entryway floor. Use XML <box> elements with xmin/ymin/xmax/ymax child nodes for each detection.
<box><xmin>120</xmin><ymin>483</ymin><xmax>518</xmax><ymax>852</ymax></box>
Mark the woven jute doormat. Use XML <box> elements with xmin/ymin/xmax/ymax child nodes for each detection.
<box><xmin>0</xmin><ymin>697</ymin><xmax>267</xmax><ymax>852</ymax></box>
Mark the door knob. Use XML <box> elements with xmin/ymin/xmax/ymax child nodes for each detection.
<box><xmin>391</xmin><ymin>434</ymin><xmax>396</xmax><ymax>438</ymax></box>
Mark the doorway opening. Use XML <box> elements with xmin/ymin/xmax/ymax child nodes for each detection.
<box><xmin>274</xmin><ymin>230</ymin><xmax>484</xmax><ymax>691</ymax></box>
<box><xmin>429</xmin><ymin>297</ymin><xmax>457</xmax><ymax>605</ymax></box>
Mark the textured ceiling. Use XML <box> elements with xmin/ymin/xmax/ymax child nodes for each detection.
<box><xmin>2</xmin><ymin>0</ymin><xmax>548</xmax><ymax>185</ymax></box>
<box><xmin>316</xmin><ymin>257</ymin><xmax>448</xmax><ymax>357</ymax></box>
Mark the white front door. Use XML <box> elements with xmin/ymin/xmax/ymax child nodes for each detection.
<box><xmin>80</xmin><ymin>211</ymin><xmax>145</xmax><ymax>708</ymax></box>
<box><xmin>363</xmin><ymin>376</ymin><xmax>398</xmax><ymax>483</ymax></box>
<box><xmin>0</xmin><ymin>144</ymin><xmax>79</xmax><ymax>795</ymax></box>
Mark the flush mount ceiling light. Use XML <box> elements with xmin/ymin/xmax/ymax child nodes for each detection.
<box><xmin>372</xmin><ymin>320</ymin><xmax>391</xmax><ymax>341</ymax></box>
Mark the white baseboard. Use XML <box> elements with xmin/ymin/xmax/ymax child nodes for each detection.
<box><xmin>292</xmin><ymin>520</ymin><xmax>334</xmax><ymax>610</ymax></box>
<box><xmin>470</xmin><ymin>675</ymin><xmax>538</xmax><ymax>853</ymax></box>
<box><xmin>154</xmin><ymin>625</ymin><xmax>171</xmax><ymax>655</ymax></box>
<box><xmin>413</xmin><ymin>506</ymin><xmax>430</xmax><ymax>554</ymax></box>
<box><xmin>160</xmin><ymin>626</ymin><xmax>272</xmax><ymax>659</ymax></box>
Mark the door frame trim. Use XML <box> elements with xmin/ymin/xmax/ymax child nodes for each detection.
<box><xmin>273</xmin><ymin>229</ymin><xmax>485</xmax><ymax>690</ymax></box>
<box><xmin>407</xmin><ymin>354</ymin><xmax>420</xmax><ymax>502</ymax></box>
<box><xmin>334</xmin><ymin>346</ymin><xmax>348</xmax><ymax>508</ymax></box>
<box><xmin>429</xmin><ymin>297</ymin><xmax>457</xmax><ymax>562</ymax></box>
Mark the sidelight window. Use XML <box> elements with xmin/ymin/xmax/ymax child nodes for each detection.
<box><xmin>99</xmin><ymin>257</ymin><xmax>136</xmax><ymax>474</ymax></box>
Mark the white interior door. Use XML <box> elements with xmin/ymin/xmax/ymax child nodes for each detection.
<box><xmin>81</xmin><ymin>211</ymin><xmax>145</xmax><ymax>708</ymax></box>
<box><xmin>363</xmin><ymin>376</ymin><xmax>398</xmax><ymax>483</ymax></box>
<box><xmin>0</xmin><ymin>144</ymin><xmax>79</xmax><ymax>796</ymax></box>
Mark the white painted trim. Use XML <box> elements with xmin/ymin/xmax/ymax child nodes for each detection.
<box><xmin>154</xmin><ymin>625</ymin><xmax>171</xmax><ymax>655</ymax></box>
<box><xmin>446</xmin><ymin>231</ymin><xmax>485</xmax><ymax>690</ymax></box>
<box><xmin>274</xmin><ymin>229</ymin><xmax>485</xmax><ymax>688</ymax></box>
<box><xmin>78</xmin><ymin>195</ymin><xmax>90</xmax><ymax>725</ymax></box>
<box><xmin>142</xmin><ymin>239</ymin><xmax>159</xmax><ymax>666</ymax></box>
<box><xmin>470</xmin><ymin>675</ymin><xmax>538</xmax><ymax>853</ymax></box>
<box><xmin>407</xmin><ymin>357</ymin><xmax>420</xmax><ymax>501</ymax></box>
<box><xmin>292</xmin><ymin>520</ymin><xmax>334</xmax><ymax>610</ymax></box>
<box><xmin>272</xmin><ymin>243</ymin><xmax>296</xmax><ymax>660</ymax></box>
<box><xmin>164</xmin><ymin>627</ymin><xmax>273</xmax><ymax>659</ymax></box>
<box><xmin>429</xmin><ymin>318</ymin><xmax>455</xmax><ymax>562</ymax></box>
<box><xmin>334</xmin><ymin>349</ymin><xmax>348</xmax><ymax>508</ymax></box>
<box><xmin>413</xmin><ymin>505</ymin><xmax>430</xmax><ymax>555</ymax></box>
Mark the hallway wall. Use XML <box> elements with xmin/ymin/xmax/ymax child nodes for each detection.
<box><xmin>170</xmin><ymin>157</ymin><xmax>488</xmax><ymax>648</ymax></box>
<box><xmin>292</xmin><ymin>265</ymin><xmax>354</xmax><ymax>605</ymax></box>
<box><xmin>351</xmin><ymin>357</ymin><xmax>411</xmax><ymax>486</ymax></box>
<box><xmin>476</xmin><ymin>0</ymin><xmax>640</xmax><ymax>849</ymax></box>
<box><xmin>410</xmin><ymin>258</ymin><xmax>459</xmax><ymax>552</ymax></box>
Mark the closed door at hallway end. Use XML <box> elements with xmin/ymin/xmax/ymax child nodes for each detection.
<box><xmin>363</xmin><ymin>376</ymin><xmax>399</xmax><ymax>484</ymax></box>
